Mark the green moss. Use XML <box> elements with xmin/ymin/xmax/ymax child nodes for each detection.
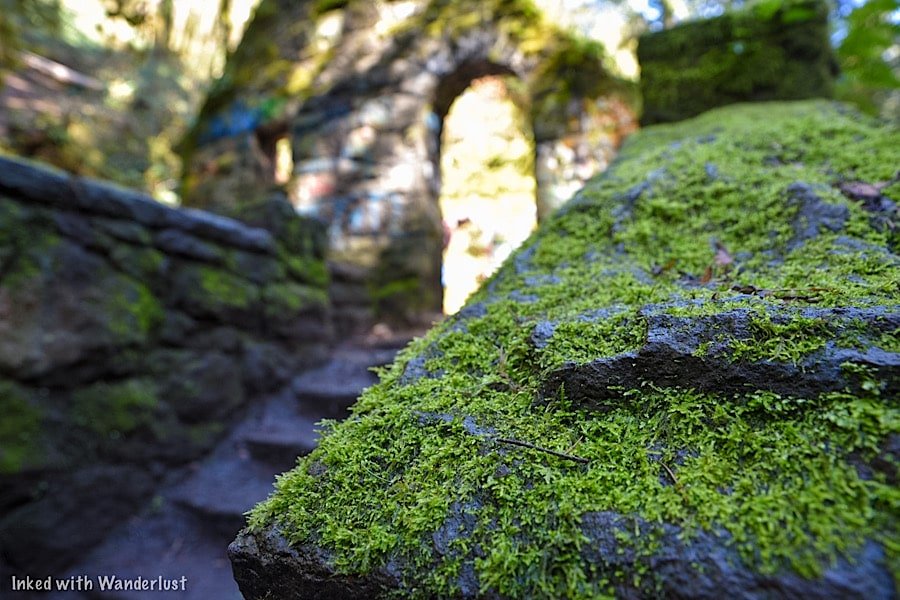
<box><xmin>0</xmin><ymin>380</ymin><xmax>42</xmax><ymax>474</ymax></box>
<box><xmin>538</xmin><ymin>314</ymin><xmax>646</xmax><ymax>370</ymax></box>
<box><xmin>247</xmin><ymin>101</ymin><xmax>897</xmax><ymax>596</ymax></box>
<box><xmin>0</xmin><ymin>201</ymin><xmax>61</xmax><ymax>289</ymax></box>
<box><xmin>638</xmin><ymin>0</ymin><xmax>835</xmax><ymax>124</ymax></box>
<box><xmin>262</xmin><ymin>281</ymin><xmax>328</xmax><ymax>314</ymax></box>
<box><xmin>283</xmin><ymin>254</ymin><xmax>329</xmax><ymax>288</ymax></box>
<box><xmin>731</xmin><ymin>313</ymin><xmax>832</xmax><ymax>364</ymax></box>
<box><xmin>71</xmin><ymin>379</ymin><xmax>158</xmax><ymax>436</ymax></box>
<box><xmin>198</xmin><ymin>266</ymin><xmax>258</xmax><ymax>310</ymax></box>
<box><xmin>109</xmin><ymin>243</ymin><xmax>166</xmax><ymax>281</ymax></box>
<box><xmin>105</xmin><ymin>278</ymin><xmax>165</xmax><ymax>340</ymax></box>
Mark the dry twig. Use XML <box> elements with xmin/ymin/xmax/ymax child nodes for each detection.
<box><xmin>494</xmin><ymin>437</ymin><xmax>590</xmax><ymax>464</ymax></box>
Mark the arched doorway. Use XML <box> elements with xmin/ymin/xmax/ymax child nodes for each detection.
<box><xmin>182</xmin><ymin>0</ymin><xmax>636</xmax><ymax>333</ymax></box>
<box><xmin>438</xmin><ymin>75</ymin><xmax>537</xmax><ymax>314</ymax></box>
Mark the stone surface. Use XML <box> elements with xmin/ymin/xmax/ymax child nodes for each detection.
<box><xmin>230</xmin><ymin>101</ymin><xmax>899</xmax><ymax>598</ymax></box>
<box><xmin>0</xmin><ymin>155</ymin><xmax>331</xmax><ymax>577</ymax></box>
<box><xmin>181</xmin><ymin>0</ymin><xmax>638</xmax><ymax>327</ymax></box>
<box><xmin>33</xmin><ymin>337</ymin><xmax>413</xmax><ymax>600</ymax></box>
<box><xmin>638</xmin><ymin>0</ymin><xmax>837</xmax><ymax>125</ymax></box>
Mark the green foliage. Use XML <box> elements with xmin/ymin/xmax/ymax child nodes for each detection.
<box><xmin>836</xmin><ymin>0</ymin><xmax>900</xmax><ymax>119</ymax></box>
<box><xmin>0</xmin><ymin>0</ymin><xmax>61</xmax><ymax>74</ymax></box>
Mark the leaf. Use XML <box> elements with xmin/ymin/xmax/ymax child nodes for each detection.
<box><xmin>652</xmin><ymin>257</ymin><xmax>677</xmax><ymax>276</ymax></box>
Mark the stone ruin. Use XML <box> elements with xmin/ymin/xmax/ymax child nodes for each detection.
<box><xmin>222</xmin><ymin>0</ymin><xmax>898</xmax><ymax>598</ymax></box>
<box><xmin>180</xmin><ymin>0</ymin><xmax>638</xmax><ymax>332</ymax></box>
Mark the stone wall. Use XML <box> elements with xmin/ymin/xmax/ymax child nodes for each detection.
<box><xmin>638</xmin><ymin>0</ymin><xmax>836</xmax><ymax>125</ymax></box>
<box><xmin>0</xmin><ymin>155</ymin><xmax>330</xmax><ymax>575</ymax></box>
<box><xmin>181</xmin><ymin>0</ymin><xmax>636</xmax><ymax>330</ymax></box>
<box><xmin>229</xmin><ymin>100</ymin><xmax>899</xmax><ymax>598</ymax></box>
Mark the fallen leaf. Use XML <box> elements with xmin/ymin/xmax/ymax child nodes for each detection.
<box><xmin>652</xmin><ymin>258</ymin><xmax>677</xmax><ymax>276</ymax></box>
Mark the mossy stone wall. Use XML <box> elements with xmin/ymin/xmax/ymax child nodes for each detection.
<box><xmin>182</xmin><ymin>0</ymin><xmax>637</xmax><ymax>330</ymax></box>
<box><xmin>0</xmin><ymin>155</ymin><xmax>331</xmax><ymax>575</ymax></box>
<box><xmin>638</xmin><ymin>0</ymin><xmax>836</xmax><ymax>125</ymax></box>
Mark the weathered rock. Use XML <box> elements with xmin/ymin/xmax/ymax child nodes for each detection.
<box><xmin>231</xmin><ymin>101</ymin><xmax>899</xmax><ymax>598</ymax></box>
<box><xmin>638</xmin><ymin>0</ymin><xmax>836</xmax><ymax>125</ymax></box>
<box><xmin>0</xmin><ymin>156</ymin><xmax>331</xmax><ymax>575</ymax></box>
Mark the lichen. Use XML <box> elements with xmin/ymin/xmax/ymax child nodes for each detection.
<box><xmin>247</xmin><ymin>100</ymin><xmax>899</xmax><ymax>596</ymax></box>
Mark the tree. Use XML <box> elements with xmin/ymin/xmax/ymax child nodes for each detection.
<box><xmin>0</xmin><ymin>0</ymin><xmax>62</xmax><ymax>77</ymax></box>
<box><xmin>836</xmin><ymin>0</ymin><xmax>900</xmax><ymax>118</ymax></box>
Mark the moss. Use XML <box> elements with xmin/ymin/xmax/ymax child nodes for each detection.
<box><xmin>0</xmin><ymin>201</ymin><xmax>61</xmax><ymax>289</ymax></box>
<box><xmin>538</xmin><ymin>314</ymin><xmax>646</xmax><ymax>371</ymax></box>
<box><xmin>262</xmin><ymin>281</ymin><xmax>328</xmax><ymax>315</ymax></box>
<box><xmin>730</xmin><ymin>312</ymin><xmax>832</xmax><ymax>364</ymax></box>
<box><xmin>0</xmin><ymin>380</ymin><xmax>42</xmax><ymax>474</ymax></box>
<box><xmin>638</xmin><ymin>0</ymin><xmax>835</xmax><ymax>125</ymax></box>
<box><xmin>71</xmin><ymin>379</ymin><xmax>158</xmax><ymax>436</ymax></box>
<box><xmin>248</xmin><ymin>100</ymin><xmax>897</xmax><ymax>596</ymax></box>
<box><xmin>105</xmin><ymin>278</ymin><xmax>165</xmax><ymax>341</ymax></box>
<box><xmin>198</xmin><ymin>266</ymin><xmax>259</xmax><ymax>310</ymax></box>
<box><xmin>108</xmin><ymin>243</ymin><xmax>166</xmax><ymax>282</ymax></box>
<box><xmin>282</xmin><ymin>254</ymin><xmax>329</xmax><ymax>288</ymax></box>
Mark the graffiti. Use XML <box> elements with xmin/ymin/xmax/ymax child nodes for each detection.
<box><xmin>198</xmin><ymin>97</ymin><xmax>287</xmax><ymax>145</ymax></box>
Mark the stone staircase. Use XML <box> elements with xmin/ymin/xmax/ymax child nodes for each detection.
<box><xmin>47</xmin><ymin>339</ymin><xmax>412</xmax><ymax>600</ymax></box>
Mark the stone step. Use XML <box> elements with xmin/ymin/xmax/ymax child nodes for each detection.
<box><xmin>51</xmin><ymin>504</ymin><xmax>243</xmax><ymax>600</ymax></box>
<box><xmin>166</xmin><ymin>452</ymin><xmax>278</xmax><ymax>538</ymax></box>
<box><xmin>234</xmin><ymin>386</ymin><xmax>324</xmax><ymax>469</ymax></box>
<box><xmin>290</xmin><ymin>356</ymin><xmax>380</xmax><ymax>413</ymax></box>
<box><xmin>241</xmin><ymin>427</ymin><xmax>319</xmax><ymax>469</ymax></box>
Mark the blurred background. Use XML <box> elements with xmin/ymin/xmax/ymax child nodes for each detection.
<box><xmin>2</xmin><ymin>0</ymin><xmax>896</xmax><ymax>316</ymax></box>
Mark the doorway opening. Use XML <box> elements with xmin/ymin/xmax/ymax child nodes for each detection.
<box><xmin>438</xmin><ymin>75</ymin><xmax>537</xmax><ymax>314</ymax></box>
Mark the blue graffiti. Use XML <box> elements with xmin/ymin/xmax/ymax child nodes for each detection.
<box><xmin>197</xmin><ymin>98</ymin><xmax>287</xmax><ymax>145</ymax></box>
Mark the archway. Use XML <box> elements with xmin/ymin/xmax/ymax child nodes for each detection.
<box><xmin>182</xmin><ymin>0</ymin><xmax>636</xmax><ymax>334</ymax></box>
<box><xmin>438</xmin><ymin>75</ymin><xmax>536</xmax><ymax>314</ymax></box>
